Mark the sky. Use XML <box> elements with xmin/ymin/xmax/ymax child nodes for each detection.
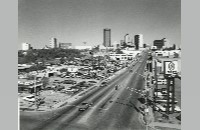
<box><xmin>18</xmin><ymin>0</ymin><xmax>181</xmax><ymax>49</ymax></box>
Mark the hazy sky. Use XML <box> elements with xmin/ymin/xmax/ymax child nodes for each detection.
<box><xmin>18</xmin><ymin>0</ymin><xmax>181</xmax><ymax>49</ymax></box>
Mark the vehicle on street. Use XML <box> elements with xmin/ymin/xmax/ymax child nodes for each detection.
<box><xmin>79</xmin><ymin>102</ymin><xmax>93</xmax><ymax>111</ymax></box>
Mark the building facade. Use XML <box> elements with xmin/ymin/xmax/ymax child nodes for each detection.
<box><xmin>134</xmin><ymin>34</ymin><xmax>144</xmax><ymax>50</ymax></box>
<box><xmin>124</xmin><ymin>34</ymin><xmax>131</xmax><ymax>44</ymax></box>
<box><xmin>49</xmin><ymin>38</ymin><xmax>57</xmax><ymax>48</ymax></box>
<box><xmin>74</xmin><ymin>46</ymin><xmax>92</xmax><ymax>50</ymax></box>
<box><xmin>22</xmin><ymin>43</ymin><xmax>31</xmax><ymax>51</ymax></box>
<box><xmin>103</xmin><ymin>28</ymin><xmax>111</xmax><ymax>47</ymax></box>
<box><xmin>59</xmin><ymin>43</ymin><xmax>72</xmax><ymax>49</ymax></box>
<box><xmin>153</xmin><ymin>38</ymin><xmax>166</xmax><ymax>50</ymax></box>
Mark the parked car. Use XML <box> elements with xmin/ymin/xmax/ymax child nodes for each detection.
<box><xmin>23</xmin><ymin>95</ymin><xmax>35</xmax><ymax>102</ymax></box>
<box><xmin>65</xmin><ymin>75</ymin><xmax>70</xmax><ymax>78</ymax></box>
<box><xmin>55</xmin><ymin>85</ymin><xmax>65</xmax><ymax>91</ymax></box>
<box><xmin>100</xmin><ymin>83</ymin><xmax>107</xmax><ymax>87</ymax></box>
<box><xmin>63</xmin><ymin>80</ymin><xmax>77</xmax><ymax>84</ymax></box>
<box><xmin>88</xmin><ymin>81</ymin><xmax>97</xmax><ymax>84</ymax></box>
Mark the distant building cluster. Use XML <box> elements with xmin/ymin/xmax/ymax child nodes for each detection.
<box><xmin>22</xmin><ymin>43</ymin><xmax>31</xmax><ymax>51</ymax></box>
<box><xmin>152</xmin><ymin>38</ymin><xmax>176</xmax><ymax>51</ymax></box>
<box><xmin>59</xmin><ymin>43</ymin><xmax>72</xmax><ymax>49</ymax></box>
<box><xmin>102</xmin><ymin>28</ymin><xmax>145</xmax><ymax>51</ymax></box>
<box><xmin>20</xmin><ymin>28</ymin><xmax>179</xmax><ymax>53</ymax></box>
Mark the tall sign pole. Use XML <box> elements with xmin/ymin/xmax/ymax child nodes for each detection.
<box><xmin>164</xmin><ymin>61</ymin><xmax>178</xmax><ymax>116</ymax></box>
<box><xmin>166</xmin><ymin>75</ymin><xmax>175</xmax><ymax>115</ymax></box>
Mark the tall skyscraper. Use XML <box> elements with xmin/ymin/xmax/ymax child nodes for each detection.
<box><xmin>124</xmin><ymin>34</ymin><xmax>130</xmax><ymax>44</ymax></box>
<box><xmin>134</xmin><ymin>34</ymin><xmax>144</xmax><ymax>50</ymax></box>
<box><xmin>103</xmin><ymin>28</ymin><xmax>111</xmax><ymax>47</ymax></box>
<box><xmin>49</xmin><ymin>38</ymin><xmax>57</xmax><ymax>48</ymax></box>
<box><xmin>22</xmin><ymin>43</ymin><xmax>31</xmax><ymax>51</ymax></box>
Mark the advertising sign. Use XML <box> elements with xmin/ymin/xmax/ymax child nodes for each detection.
<box><xmin>164</xmin><ymin>61</ymin><xmax>178</xmax><ymax>75</ymax></box>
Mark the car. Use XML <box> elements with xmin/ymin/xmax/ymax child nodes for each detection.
<box><xmin>65</xmin><ymin>75</ymin><xmax>70</xmax><ymax>78</ymax></box>
<box><xmin>55</xmin><ymin>85</ymin><xmax>65</xmax><ymax>91</ymax></box>
<box><xmin>23</xmin><ymin>95</ymin><xmax>35</xmax><ymax>102</ymax></box>
<box><xmin>100</xmin><ymin>83</ymin><xmax>107</xmax><ymax>87</ymax></box>
<box><xmin>79</xmin><ymin>102</ymin><xmax>93</xmax><ymax>111</ymax></box>
<box><xmin>88</xmin><ymin>81</ymin><xmax>97</xmax><ymax>84</ymax></box>
<box><xmin>63</xmin><ymin>80</ymin><xmax>76</xmax><ymax>84</ymax></box>
<box><xmin>76</xmin><ymin>75</ymin><xmax>81</xmax><ymax>78</ymax></box>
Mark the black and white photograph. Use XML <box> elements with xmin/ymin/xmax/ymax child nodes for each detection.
<box><xmin>18</xmin><ymin>0</ymin><xmax>181</xmax><ymax>130</ymax></box>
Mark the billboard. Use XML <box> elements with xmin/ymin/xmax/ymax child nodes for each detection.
<box><xmin>164</xmin><ymin>61</ymin><xmax>178</xmax><ymax>75</ymax></box>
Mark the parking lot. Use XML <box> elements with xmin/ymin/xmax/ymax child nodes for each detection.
<box><xmin>18</xmin><ymin>59</ymin><xmax>130</xmax><ymax>111</ymax></box>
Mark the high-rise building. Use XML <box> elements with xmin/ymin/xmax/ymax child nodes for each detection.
<box><xmin>49</xmin><ymin>38</ymin><xmax>57</xmax><ymax>48</ymax></box>
<box><xmin>59</xmin><ymin>43</ymin><xmax>72</xmax><ymax>49</ymax></box>
<box><xmin>120</xmin><ymin>40</ymin><xmax>124</xmax><ymax>45</ymax></box>
<box><xmin>22</xmin><ymin>43</ymin><xmax>31</xmax><ymax>51</ymax></box>
<box><xmin>124</xmin><ymin>34</ymin><xmax>130</xmax><ymax>44</ymax></box>
<box><xmin>143</xmin><ymin>44</ymin><xmax>146</xmax><ymax>48</ymax></box>
<box><xmin>134</xmin><ymin>34</ymin><xmax>144</xmax><ymax>50</ymax></box>
<box><xmin>103</xmin><ymin>28</ymin><xmax>111</xmax><ymax>47</ymax></box>
<box><xmin>153</xmin><ymin>38</ymin><xmax>166</xmax><ymax>50</ymax></box>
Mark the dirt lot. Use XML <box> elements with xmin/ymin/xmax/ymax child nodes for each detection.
<box><xmin>18</xmin><ymin>76</ymin><xmax>100</xmax><ymax>111</ymax></box>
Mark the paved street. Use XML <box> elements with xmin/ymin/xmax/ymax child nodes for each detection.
<box><xmin>20</xmin><ymin>53</ymin><xmax>151</xmax><ymax>130</ymax></box>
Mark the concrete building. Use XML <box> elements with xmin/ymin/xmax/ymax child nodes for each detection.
<box><xmin>103</xmin><ymin>28</ymin><xmax>111</xmax><ymax>47</ymax></box>
<box><xmin>120</xmin><ymin>40</ymin><xmax>124</xmax><ymax>45</ymax></box>
<box><xmin>124</xmin><ymin>34</ymin><xmax>131</xmax><ymax>44</ymax></box>
<box><xmin>153</xmin><ymin>38</ymin><xmax>167</xmax><ymax>50</ymax></box>
<box><xmin>109</xmin><ymin>51</ymin><xmax>141</xmax><ymax>61</ymax></box>
<box><xmin>153</xmin><ymin>50</ymin><xmax>181</xmax><ymax>58</ymax></box>
<box><xmin>134</xmin><ymin>34</ymin><xmax>144</xmax><ymax>50</ymax></box>
<box><xmin>59</xmin><ymin>43</ymin><xmax>72</xmax><ymax>49</ymax></box>
<box><xmin>112</xmin><ymin>41</ymin><xmax>120</xmax><ymax>49</ymax></box>
<box><xmin>74</xmin><ymin>46</ymin><xmax>92</xmax><ymax>50</ymax></box>
<box><xmin>49</xmin><ymin>38</ymin><xmax>57</xmax><ymax>48</ymax></box>
<box><xmin>22</xmin><ymin>43</ymin><xmax>31</xmax><ymax>51</ymax></box>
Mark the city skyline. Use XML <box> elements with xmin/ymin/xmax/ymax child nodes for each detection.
<box><xmin>18</xmin><ymin>0</ymin><xmax>181</xmax><ymax>49</ymax></box>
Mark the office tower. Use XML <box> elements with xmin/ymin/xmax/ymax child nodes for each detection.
<box><xmin>153</xmin><ymin>38</ymin><xmax>166</xmax><ymax>50</ymax></box>
<box><xmin>22</xmin><ymin>43</ymin><xmax>31</xmax><ymax>51</ymax></box>
<box><xmin>103</xmin><ymin>28</ymin><xmax>111</xmax><ymax>47</ymax></box>
<box><xmin>124</xmin><ymin>34</ymin><xmax>130</xmax><ymax>44</ymax></box>
<box><xmin>134</xmin><ymin>34</ymin><xmax>144</xmax><ymax>50</ymax></box>
<box><xmin>49</xmin><ymin>38</ymin><xmax>57</xmax><ymax>48</ymax></box>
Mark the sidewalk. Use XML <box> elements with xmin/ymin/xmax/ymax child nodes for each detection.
<box><xmin>144</xmin><ymin>72</ymin><xmax>181</xmax><ymax>130</ymax></box>
<box><xmin>149</xmin><ymin>122</ymin><xmax>181</xmax><ymax>129</ymax></box>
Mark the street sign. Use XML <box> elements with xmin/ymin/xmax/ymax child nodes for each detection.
<box><xmin>164</xmin><ymin>61</ymin><xmax>178</xmax><ymax>75</ymax></box>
